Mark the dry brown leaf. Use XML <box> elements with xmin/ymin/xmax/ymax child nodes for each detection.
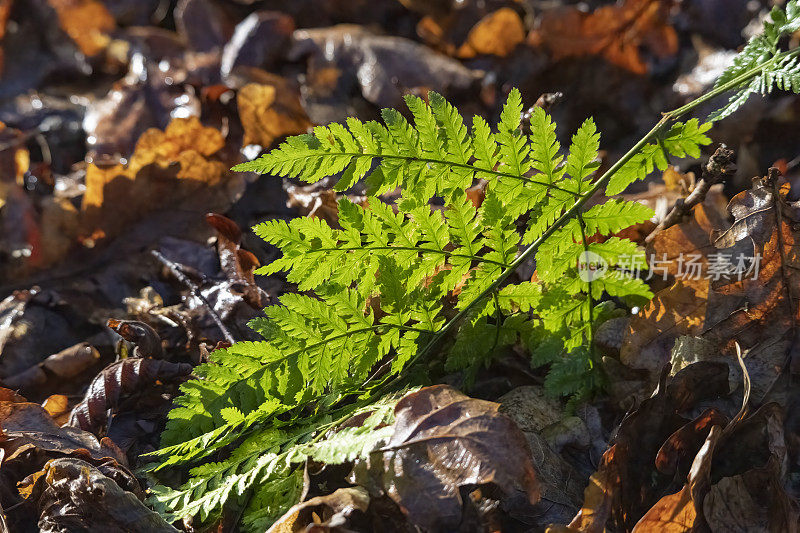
<box><xmin>42</xmin><ymin>394</ymin><xmax>71</xmax><ymax>426</ymax></box>
<box><xmin>631</xmin><ymin>425</ymin><xmax>721</xmax><ymax>532</ymax></box>
<box><xmin>456</xmin><ymin>8</ymin><xmax>526</xmax><ymax>58</ymax></box>
<box><xmin>237</xmin><ymin>79</ymin><xmax>312</xmax><ymax>149</ymax></box>
<box><xmin>553</xmin><ymin>365</ymin><xmax>729</xmax><ymax>532</ymax></box>
<box><xmin>267</xmin><ymin>487</ymin><xmax>370</xmax><ymax>533</ymax></box>
<box><xmin>352</xmin><ymin>385</ymin><xmax>539</xmax><ymax>531</ymax></box>
<box><xmin>80</xmin><ymin>117</ymin><xmax>231</xmax><ymax>243</ymax></box>
<box><xmin>529</xmin><ymin>0</ymin><xmax>678</xmax><ymax>75</ymax></box>
<box><xmin>48</xmin><ymin>0</ymin><xmax>115</xmax><ymax>56</ymax></box>
<box><xmin>620</xmin><ymin>280</ymin><xmax>708</xmax><ymax>373</ymax></box>
<box><xmin>21</xmin><ymin>458</ymin><xmax>178</xmax><ymax>532</ymax></box>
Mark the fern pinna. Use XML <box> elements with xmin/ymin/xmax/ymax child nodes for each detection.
<box><xmin>148</xmin><ymin>2</ymin><xmax>800</xmax><ymax>528</ymax></box>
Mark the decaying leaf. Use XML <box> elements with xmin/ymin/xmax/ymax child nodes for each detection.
<box><xmin>22</xmin><ymin>458</ymin><xmax>178</xmax><ymax>532</ymax></box>
<box><xmin>290</xmin><ymin>25</ymin><xmax>480</xmax><ymax>120</ymax></box>
<box><xmin>3</xmin><ymin>342</ymin><xmax>101</xmax><ymax>393</ymax></box>
<box><xmin>0</xmin><ymin>394</ymin><xmax>126</xmax><ymax>464</ymax></box>
<box><xmin>351</xmin><ymin>385</ymin><xmax>539</xmax><ymax>531</ymax></box>
<box><xmin>529</xmin><ymin>0</ymin><xmax>678</xmax><ymax>75</ymax></box>
<box><xmin>620</xmin><ymin>280</ymin><xmax>708</xmax><ymax>374</ymax></box>
<box><xmin>623</xmin><ymin>172</ymin><xmax>800</xmax><ymax>400</ymax></box>
<box><xmin>553</xmin><ymin>364</ymin><xmax>729</xmax><ymax>532</ymax></box>
<box><xmin>68</xmin><ymin>358</ymin><xmax>193</xmax><ymax>433</ymax></box>
<box><xmin>267</xmin><ymin>487</ymin><xmax>370</xmax><ymax>533</ymax></box>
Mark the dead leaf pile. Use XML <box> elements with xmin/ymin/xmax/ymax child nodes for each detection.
<box><xmin>529</xmin><ymin>0</ymin><xmax>679</xmax><ymax>75</ymax></box>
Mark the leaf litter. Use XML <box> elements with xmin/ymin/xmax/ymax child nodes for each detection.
<box><xmin>1</xmin><ymin>0</ymin><xmax>800</xmax><ymax>531</ymax></box>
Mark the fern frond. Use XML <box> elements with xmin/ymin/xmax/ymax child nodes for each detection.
<box><xmin>605</xmin><ymin>120</ymin><xmax>712</xmax><ymax>195</ymax></box>
<box><xmin>709</xmin><ymin>1</ymin><xmax>800</xmax><ymax>121</ymax></box>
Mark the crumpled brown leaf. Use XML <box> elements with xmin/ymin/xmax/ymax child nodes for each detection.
<box><xmin>622</xmin><ymin>172</ymin><xmax>800</xmax><ymax>400</ymax></box>
<box><xmin>2</xmin><ymin>342</ymin><xmax>100</xmax><ymax>393</ymax></box>
<box><xmin>529</xmin><ymin>0</ymin><xmax>678</xmax><ymax>75</ymax></box>
<box><xmin>0</xmin><ymin>389</ymin><xmax>127</xmax><ymax>466</ymax></box>
<box><xmin>550</xmin><ymin>363</ymin><xmax>729</xmax><ymax>532</ymax></box>
<box><xmin>68</xmin><ymin>357</ymin><xmax>193</xmax><ymax>434</ymax></box>
<box><xmin>290</xmin><ymin>25</ymin><xmax>480</xmax><ymax>122</ymax></box>
<box><xmin>351</xmin><ymin>384</ymin><xmax>539</xmax><ymax>531</ymax></box>
<box><xmin>21</xmin><ymin>457</ymin><xmax>179</xmax><ymax>532</ymax></box>
<box><xmin>80</xmin><ymin>116</ymin><xmax>234</xmax><ymax>244</ymax></box>
<box><xmin>267</xmin><ymin>486</ymin><xmax>371</xmax><ymax>533</ymax></box>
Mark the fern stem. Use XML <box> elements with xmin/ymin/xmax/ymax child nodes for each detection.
<box><xmin>301</xmin><ymin>245</ymin><xmax>511</xmax><ymax>268</ymax></box>
<box><xmin>666</xmin><ymin>48</ymin><xmax>800</xmax><ymax>118</ymax></box>
<box><xmin>283</xmin><ymin>151</ymin><xmax>580</xmax><ymax>196</ymax></box>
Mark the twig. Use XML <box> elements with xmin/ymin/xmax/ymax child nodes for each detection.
<box><xmin>645</xmin><ymin>145</ymin><xmax>736</xmax><ymax>243</ymax></box>
<box><xmin>150</xmin><ymin>250</ymin><xmax>236</xmax><ymax>345</ymax></box>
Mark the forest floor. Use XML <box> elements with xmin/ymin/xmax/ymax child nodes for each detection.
<box><xmin>0</xmin><ymin>0</ymin><xmax>799</xmax><ymax>531</ymax></box>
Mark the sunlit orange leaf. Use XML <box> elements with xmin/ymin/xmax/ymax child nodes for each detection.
<box><xmin>620</xmin><ymin>280</ymin><xmax>708</xmax><ymax>373</ymax></box>
<box><xmin>48</xmin><ymin>0</ymin><xmax>115</xmax><ymax>56</ymax></box>
<box><xmin>456</xmin><ymin>8</ymin><xmax>526</xmax><ymax>58</ymax></box>
<box><xmin>237</xmin><ymin>78</ymin><xmax>312</xmax><ymax>149</ymax></box>
<box><xmin>80</xmin><ymin>117</ymin><xmax>233</xmax><ymax>242</ymax></box>
<box><xmin>0</xmin><ymin>0</ymin><xmax>12</xmax><ymax>71</ymax></box>
<box><xmin>529</xmin><ymin>0</ymin><xmax>678</xmax><ymax>74</ymax></box>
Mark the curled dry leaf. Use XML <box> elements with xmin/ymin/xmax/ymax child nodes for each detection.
<box><xmin>2</xmin><ymin>342</ymin><xmax>100</xmax><ymax>393</ymax></box>
<box><xmin>624</xmin><ymin>173</ymin><xmax>800</xmax><ymax>399</ymax></box>
<box><xmin>205</xmin><ymin>213</ymin><xmax>265</xmax><ymax>309</ymax></box>
<box><xmin>0</xmin><ymin>394</ymin><xmax>126</xmax><ymax>464</ymax></box>
<box><xmin>554</xmin><ymin>363</ymin><xmax>729</xmax><ymax>532</ymax></box>
<box><xmin>107</xmin><ymin>319</ymin><xmax>163</xmax><ymax>358</ymax></box>
<box><xmin>351</xmin><ymin>384</ymin><xmax>539</xmax><ymax>531</ymax></box>
<box><xmin>22</xmin><ymin>458</ymin><xmax>179</xmax><ymax>533</ymax></box>
<box><xmin>631</xmin><ymin>425</ymin><xmax>721</xmax><ymax>532</ymax></box>
<box><xmin>68</xmin><ymin>358</ymin><xmax>193</xmax><ymax>434</ymax></box>
<box><xmin>529</xmin><ymin>0</ymin><xmax>678</xmax><ymax>75</ymax></box>
<box><xmin>267</xmin><ymin>486</ymin><xmax>370</xmax><ymax>533</ymax></box>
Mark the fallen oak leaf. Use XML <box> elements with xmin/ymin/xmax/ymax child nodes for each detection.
<box><xmin>237</xmin><ymin>81</ymin><xmax>312</xmax><ymax>151</ymax></box>
<box><xmin>456</xmin><ymin>8</ymin><xmax>526</xmax><ymax>58</ymax></box>
<box><xmin>80</xmin><ymin>116</ymin><xmax>236</xmax><ymax>245</ymax></box>
<box><xmin>351</xmin><ymin>384</ymin><xmax>539</xmax><ymax>531</ymax></box>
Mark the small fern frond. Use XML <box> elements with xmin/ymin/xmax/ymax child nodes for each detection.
<box><xmin>709</xmin><ymin>0</ymin><xmax>800</xmax><ymax>121</ymax></box>
<box><xmin>605</xmin><ymin>120</ymin><xmax>712</xmax><ymax>195</ymax></box>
